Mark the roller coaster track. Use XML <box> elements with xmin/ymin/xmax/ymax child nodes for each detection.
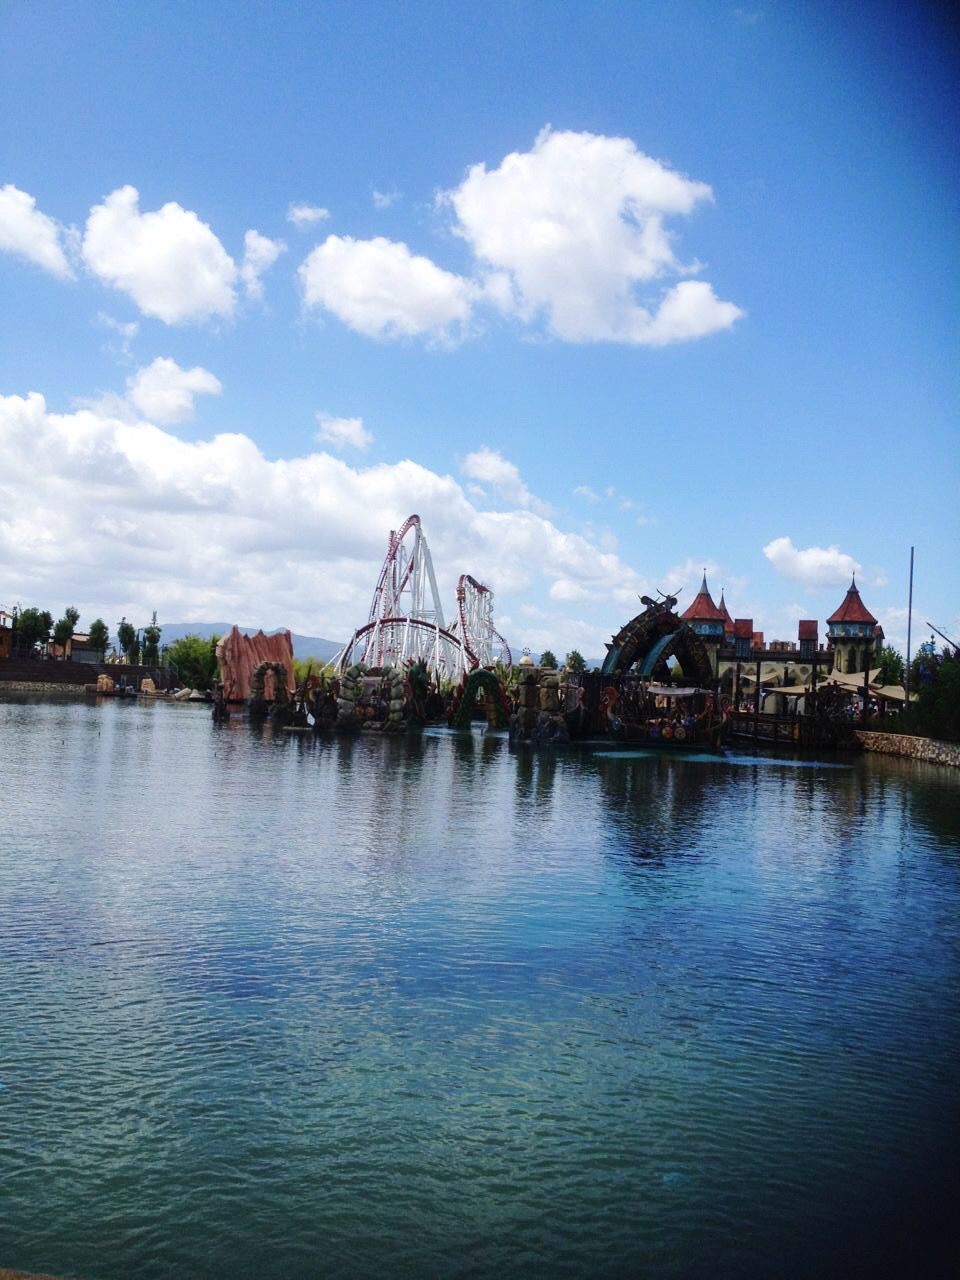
<box><xmin>334</xmin><ymin>516</ymin><xmax>511</xmax><ymax>679</ymax></box>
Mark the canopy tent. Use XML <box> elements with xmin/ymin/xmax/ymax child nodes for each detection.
<box><xmin>823</xmin><ymin>667</ymin><xmax>881</xmax><ymax>688</ymax></box>
<box><xmin>644</xmin><ymin>684</ymin><xmax>705</xmax><ymax>699</ymax></box>
<box><xmin>870</xmin><ymin>684</ymin><xmax>917</xmax><ymax>703</ymax></box>
<box><xmin>739</xmin><ymin>670</ymin><xmax>782</xmax><ymax>685</ymax></box>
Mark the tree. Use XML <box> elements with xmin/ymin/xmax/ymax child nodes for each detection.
<box><xmin>88</xmin><ymin>618</ymin><xmax>110</xmax><ymax>658</ymax></box>
<box><xmin>53</xmin><ymin>605</ymin><xmax>80</xmax><ymax>653</ymax></box>
<box><xmin>564</xmin><ymin>649</ymin><xmax>586</xmax><ymax>674</ymax></box>
<box><xmin>896</xmin><ymin>649</ymin><xmax>960</xmax><ymax>743</ymax></box>
<box><xmin>917</xmin><ymin>651</ymin><xmax>960</xmax><ymax>741</ymax></box>
<box><xmin>539</xmin><ymin>649</ymin><xmax>557</xmax><ymax>670</ymax></box>
<box><xmin>14</xmin><ymin>607</ymin><xmax>53</xmax><ymax>654</ymax></box>
<box><xmin>876</xmin><ymin>646</ymin><xmax>904</xmax><ymax>686</ymax></box>
<box><xmin>117</xmin><ymin>619</ymin><xmax>136</xmax><ymax>662</ymax></box>
<box><xmin>142</xmin><ymin>612</ymin><xmax>162</xmax><ymax>666</ymax></box>
<box><xmin>166</xmin><ymin>634</ymin><xmax>220</xmax><ymax>692</ymax></box>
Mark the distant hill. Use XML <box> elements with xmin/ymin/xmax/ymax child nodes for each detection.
<box><xmin>159</xmin><ymin>623</ymin><xmax>343</xmax><ymax>663</ymax></box>
<box><xmin>158</xmin><ymin>626</ymin><xmax>601</xmax><ymax>670</ymax></box>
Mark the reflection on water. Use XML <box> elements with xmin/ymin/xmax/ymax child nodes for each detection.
<box><xmin>1</xmin><ymin>698</ymin><xmax>959</xmax><ymax>1280</ymax></box>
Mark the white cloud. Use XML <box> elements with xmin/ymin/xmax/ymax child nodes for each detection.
<box><xmin>763</xmin><ymin>536</ymin><xmax>860</xmax><ymax>587</ymax></box>
<box><xmin>299</xmin><ymin>234</ymin><xmax>474</xmax><ymax>341</ymax></box>
<box><xmin>640</xmin><ymin>280</ymin><xmax>744</xmax><ymax>346</ymax></box>
<box><xmin>82</xmin><ymin>186</ymin><xmax>237</xmax><ymax>324</ymax></box>
<box><xmin>0</xmin><ymin>388</ymin><xmax>661</xmax><ymax>656</ymax></box>
<box><xmin>125</xmin><ymin>358</ymin><xmax>223</xmax><ymax>424</ymax></box>
<box><xmin>461</xmin><ymin>447</ymin><xmax>549</xmax><ymax>515</ymax></box>
<box><xmin>315</xmin><ymin>412</ymin><xmax>372</xmax><ymax>451</ymax></box>
<box><xmin>443</xmin><ymin>127</ymin><xmax>742</xmax><ymax>344</ymax></box>
<box><xmin>549</xmin><ymin>578</ymin><xmax>592</xmax><ymax>603</ymax></box>
<box><xmin>97</xmin><ymin>312</ymin><xmax>139</xmax><ymax>361</ymax></box>
<box><xmin>663</xmin><ymin>558</ymin><xmax>729</xmax><ymax>611</ymax></box>
<box><xmin>287</xmin><ymin>203</ymin><xmax>331</xmax><ymax>227</ymax></box>
<box><xmin>0</xmin><ymin>184</ymin><xmax>74</xmax><ymax>279</ymax></box>
<box><xmin>573</xmin><ymin>484</ymin><xmax>600</xmax><ymax>502</ymax></box>
<box><xmin>240</xmin><ymin>230</ymin><xmax>286</xmax><ymax>299</ymax></box>
<box><xmin>372</xmin><ymin>190</ymin><xmax>400</xmax><ymax>210</ymax></box>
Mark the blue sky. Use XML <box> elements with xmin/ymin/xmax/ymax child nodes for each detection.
<box><xmin>1</xmin><ymin>0</ymin><xmax>957</xmax><ymax>658</ymax></box>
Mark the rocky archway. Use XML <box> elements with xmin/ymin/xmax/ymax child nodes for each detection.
<box><xmin>601</xmin><ymin>602</ymin><xmax>714</xmax><ymax>687</ymax></box>
<box><xmin>249</xmin><ymin>660</ymin><xmax>291</xmax><ymax>719</ymax></box>
<box><xmin>449</xmin><ymin>669</ymin><xmax>511</xmax><ymax>730</ymax></box>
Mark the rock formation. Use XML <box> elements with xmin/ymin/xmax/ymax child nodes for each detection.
<box><xmin>216</xmin><ymin>626</ymin><xmax>295</xmax><ymax>702</ymax></box>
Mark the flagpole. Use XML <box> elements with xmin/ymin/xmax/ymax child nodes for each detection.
<box><xmin>904</xmin><ymin>546</ymin><xmax>914</xmax><ymax>706</ymax></box>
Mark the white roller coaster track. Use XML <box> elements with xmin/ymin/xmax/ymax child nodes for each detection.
<box><xmin>334</xmin><ymin>515</ymin><xmax>512</xmax><ymax>680</ymax></box>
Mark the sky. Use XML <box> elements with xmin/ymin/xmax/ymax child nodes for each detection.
<box><xmin>1</xmin><ymin>0</ymin><xmax>957</xmax><ymax>660</ymax></box>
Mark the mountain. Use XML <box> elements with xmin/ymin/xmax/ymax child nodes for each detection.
<box><xmin>158</xmin><ymin>626</ymin><xmax>602</xmax><ymax>670</ymax></box>
<box><xmin>159</xmin><ymin>623</ymin><xmax>343</xmax><ymax>663</ymax></box>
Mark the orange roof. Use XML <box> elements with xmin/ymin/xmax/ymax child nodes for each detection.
<box><xmin>827</xmin><ymin>577</ymin><xmax>877</xmax><ymax>625</ymax></box>
<box><xmin>681</xmin><ymin>573</ymin><xmax>727</xmax><ymax>622</ymax></box>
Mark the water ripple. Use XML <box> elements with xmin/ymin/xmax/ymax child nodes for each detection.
<box><xmin>1</xmin><ymin>699</ymin><xmax>958</xmax><ymax>1279</ymax></box>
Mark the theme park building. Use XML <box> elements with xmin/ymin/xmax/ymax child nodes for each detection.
<box><xmin>681</xmin><ymin>574</ymin><xmax>883</xmax><ymax>694</ymax></box>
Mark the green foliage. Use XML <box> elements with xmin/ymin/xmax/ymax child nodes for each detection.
<box><xmin>492</xmin><ymin>658</ymin><xmax>516</xmax><ymax>689</ymax></box>
<box><xmin>14</xmin><ymin>607</ymin><xmax>53</xmax><ymax>651</ymax></box>
<box><xmin>909</xmin><ymin>651</ymin><xmax>960</xmax><ymax>741</ymax></box>
<box><xmin>564</xmin><ymin>649</ymin><xmax>586</xmax><ymax>673</ymax></box>
<box><xmin>88</xmin><ymin>619</ymin><xmax>109</xmax><ymax>655</ymax></box>
<box><xmin>117</xmin><ymin>620</ymin><xmax>136</xmax><ymax>660</ymax></box>
<box><xmin>292</xmin><ymin>657</ymin><xmax>336</xmax><ymax>685</ymax></box>
<box><xmin>53</xmin><ymin>608</ymin><xmax>78</xmax><ymax>649</ymax></box>
<box><xmin>142</xmin><ymin>613</ymin><xmax>162</xmax><ymax>667</ymax></box>
<box><xmin>876</xmin><ymin>646</ymin><xmax>904</xmax><ymax>685</ymax></box>
<box><xmin>166</xmin><ymin>634</ymin><xmax>220</xmax><ymax>692</ymax></box>
<box><xmin>884</xmin><ymin>649</ymin><xmax>960</xmax><ymax>743</ymax></box>
<box><xmin>539</xmin><ymin>649</ymin><xmax>557</xmax><ymax>670</ymax></box>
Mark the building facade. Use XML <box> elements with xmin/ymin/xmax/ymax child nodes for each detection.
<box><xmin>679</xmin><ymin>574</ymin><xmax>883</xmax><ymax>700</ymax></box>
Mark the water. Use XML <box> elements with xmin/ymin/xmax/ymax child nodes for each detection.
<box><xmin>2</xmin><ymin>696</ymin><xmax>959</xmax><ymax>1279</ymax></box>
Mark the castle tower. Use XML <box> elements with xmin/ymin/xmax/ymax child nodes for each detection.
<box><xmin>826</xmin><ymin>577</ymin><xmax>878</xmax><ymax>674</ymax></box>
<box><xmin>681</xmin><ymin>572</ymin><xmax>727</xmax><ymax>674</ymax></box>
<box><xmin>718</xmin><ymin>588</ymin><xmax>734</xmax><ymax>642</ymax></box>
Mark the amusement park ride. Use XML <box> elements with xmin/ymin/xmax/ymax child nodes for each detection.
<box><xmin>333</xmin><ymin>515</ymin><xmax>511</xmax><ymax>680</ymax></box>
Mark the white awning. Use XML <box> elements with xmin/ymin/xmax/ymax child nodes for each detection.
<box><xmin>644</xmin><ymin>684</ymin><xmax>703</xmax><ymax>698</ymax></box>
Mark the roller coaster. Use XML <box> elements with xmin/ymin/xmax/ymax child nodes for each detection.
<box><xmin>334</xmin><ymin>515</ymin><xmax>511</xmax><ymax>680</ymax></box>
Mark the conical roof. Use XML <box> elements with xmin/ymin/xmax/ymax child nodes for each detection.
<box><xmin>681</xmin><ymin>573</ymin><xmax>727</xmax><ymax>623</ymax></box>
<box><xmin>826</xmin><ymin>576</ymin><xmax>877</xmax><ymax>625</ymax></box>
<box><xmin>718</xmin><ymin>589</ymin><xmax>733</xmax><ymax>625</ymax></box>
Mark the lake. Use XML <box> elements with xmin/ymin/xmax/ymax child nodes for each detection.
<box><xmin>2</xmin><ymin>695</ymin><xmax>958</xmax><ymax>1278</ymax></box>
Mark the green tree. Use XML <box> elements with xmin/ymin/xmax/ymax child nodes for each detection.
<box><xmin>142</xmin><ymin>612</ymin><xmax>162</xmax><ymax>666</ymax></box>
<box><xmin>492</xmin><ymin>658</ymin><xmax>516</xmax><ymax>690</ymax></box>
<box><xmin>876</xmin><ymin>646</ymin><xmax>904</xmax><ymax>685</ymax></box>
<box><xmin>166</xmin><ymin>634</ymin><xmax>220</xmax><ymax>692</ymax></box>
<box><xmin>564</xmin><ymin>649</ymin><xmax>586</xmax><ymax>673</ymax></box>
<box><xmin>53</xmin><ymin>605</ymin><xmax>80</xmax><ymax>652</ymax></box>
<box><xmin>293</xmin><ymin>657</ymin><xmax>336</xmax><ymax>685</ymax></box>
<box><xmin>917</xmin><ymin>652</ymin><xmax>960</xmax><ymax>741</ymax></box>
<box><xmin>117</xmin><ymin>619</ymin><xmax>136</xmax><ymax>662</ymax></box>
<box><xmin>539</xmin><ymin>649</ymin><xmax>557</xmax><ymax>670</ymax></box>
<box><xmin>88</xmin><ymin>618</ymin><xmax>110</xmax><ymax>658</ymax></box>
<box><xmin>14</xmin><ymin>607</ymin><xmax>53</xmax><ymax>653</ymax></box>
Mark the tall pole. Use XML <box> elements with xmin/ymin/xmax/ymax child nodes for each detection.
<box><xmin>904</xmin><ymin>546</ymin><xmax>914</xmax><ymax>707</ymax></box>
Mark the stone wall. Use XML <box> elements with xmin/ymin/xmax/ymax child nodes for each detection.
<box><xmin>0</xmin><ymin>680</ymin><xmax>92</xmax><ymax>694</ymax></box>
<box><xmin>855</xmin><ymin>730</ymin><xmax>960</xmax><ymax>768</ymax></box>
